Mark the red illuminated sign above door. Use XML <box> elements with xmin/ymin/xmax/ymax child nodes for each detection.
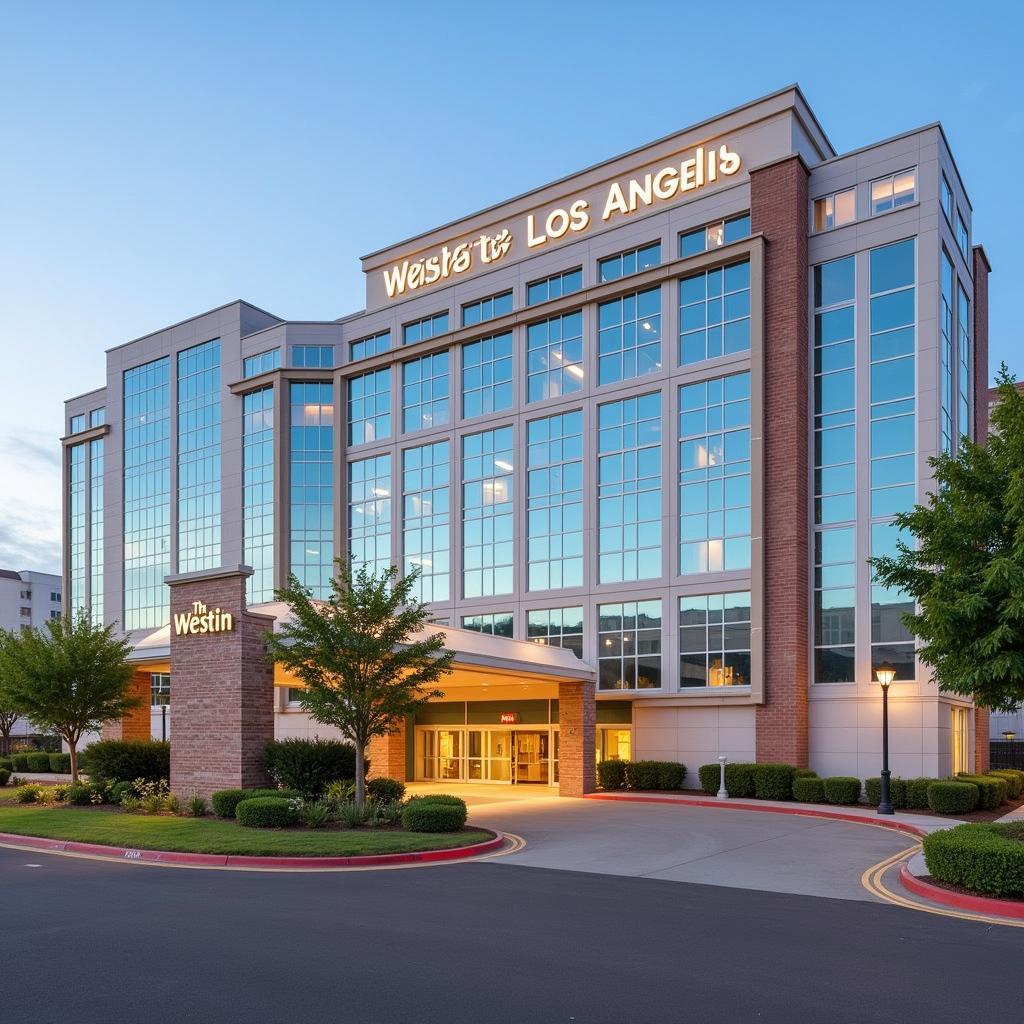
<box><xmin>499</xmin><ymin>712</ymin><xmax>520</xmax><ymax>725</ymax></box>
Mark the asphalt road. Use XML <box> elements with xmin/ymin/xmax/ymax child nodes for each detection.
<box><xmin>4</xmin><ymin>847</ymin><xmax>1020</xmax><ymax>1024</ymax></box>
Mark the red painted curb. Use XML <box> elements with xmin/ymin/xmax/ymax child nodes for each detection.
<box><xmin>0</xmin><ymin>830</ymin><xmax>504</xmax><ymax>870</ymax></box>
<box><xmin>899</xmin><ymin>863</ymin><xmax>1024</xmax><ymax>919</ymax></box>
<box><xmin>584</xmin><ymin>793</ymin><xmax>928</xmax><ymax>839</ymax></box>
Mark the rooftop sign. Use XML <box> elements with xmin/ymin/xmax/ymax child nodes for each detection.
<box><xmin>382</xmin><ymin>144</ymin><xmax>741</xmax><ymax>300</ymax></box>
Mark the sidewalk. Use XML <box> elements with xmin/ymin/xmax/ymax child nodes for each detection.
<box><xmin>8</xmin><ymin>772</ymin><xmax>75</xmax><ymax>784</ymax></box>
<box><xmin>588</xmin><ymin>790</ymin><xmax>956</xmax><ymax>834</ymax></box>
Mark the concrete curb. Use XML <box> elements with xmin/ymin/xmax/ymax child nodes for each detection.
<box><xmin>899</xmin><ymin>861</ymin><xmax>1024</xmax><ymax>919</ymax></box>
<box><xmin>0</xmin><ymin>829</ymin><xmax>505</xmax><ymax>870</ymax></box>
<box><xmin>584</xmin><ymin>793</ymin><xmax>929</xmax><ymax>838</ymax></box>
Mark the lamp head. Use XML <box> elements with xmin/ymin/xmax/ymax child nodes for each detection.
<box><xmin>875</xmin><ymin>664</ymin><xmax>896</xmax><ymax>688</ymax></box>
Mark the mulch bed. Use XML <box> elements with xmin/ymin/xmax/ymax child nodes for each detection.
<box><xmin>919</xmin><ymin>874</ymin><xmax>1024</xmax><ymax>904</ymax></box>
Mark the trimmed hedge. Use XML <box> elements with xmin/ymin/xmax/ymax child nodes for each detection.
<box><xmin>957</xmin><ymin>774</ymin><xmax>1008</xmax><ymax>811</ymax></box>
<box><xmin>987</xmin><ymin>770</ymin><xmax>1023</xmax><ymax>800</ymax></box>
<box><xmin>698</xmin><ymin>763</ymin><xmax>723</xmax><ymax>795</ymax></box>
<box><xmin>366</xmin><ymin>777</ymin><xmax>406</xmax><ymax>803</ymax></box>
<box><xmin>80</xmin><ymin>740</ymin><xmax>170</xmax><ymax>783</ymax></box>
<box><xmin>401</xmin><ymin>801</ymin><xmax>468</xmax><ymax>833</ymax></box>
<box><xmin>0</xmin><ymin>769</ymin><xmax>9</xmax><ymax>787</ymax></box>
<box><xmin>792</xmin><ymin>776</ymin><xmax>826</xmax><ymax>803</ymax></box>
<box><xmin>923</xmin><ymin>822</ymin><xmax>1024</xmax><ymax>897</ymax></box>
<box><xmin>212</xmin><ymin>787</ymin><xmax>301</xmax><ymax>819</ymax></box>
<box><xmin>904</xmin><ymin>777</ymin><xmax>937</xmax><ymax>810</ymax></box>
<box><xmin>624</xmin><ymin>760</ymin><xmax>686</xmax><ymax>791</ymax></box>
<box><xmin>405</xmin><ymin>794</ymin><xmax>467</xmax><ymax>809</ymax></box>
<box><xmin>10</xmin><ymin>754</ymin><xmax>30</xmax><ymax>772</ymax></box>
<box><xmin>235</xmin><ymin>797</ymin><xmax>299</xmax><ymax>829</ymax></box>
<box><xmin>0</xmin><ymin>757</ymin><xmax>11</xmax><ymax>771</ymax></box>
<box><xmin>823</xmin><ymin>777</ymin><xmax>861</xmax><ymax>804</ymax></box>
<box><xmin>751</xmin><ymin>763</ymin><xmax>796</xmax><ymax>801</ymax></box>
<box><xmin>865</xmin><ymin>777</ymin><xmax>908</xmax><ymax>809</ymax></box>
<box><xmin>26</xmin><ymin>753</ymin><xmax>52</xmax><ymax>772</ymax></box>
<box><xmin>723</xmin><ymin>763</ymin><xmax>756</xmax><ymax>798</ymax></box>
<box><xmin>49</xmin><ymin>753</ymin><xmax>72</xmax><ymax>773</ymax></box>
<box><xmin>927</xmin><ymin>781</ymin><xmax>979</xmax><ymax>815</ymax></box>
<box><xmin>263</xmin><ymin>738</ymin><xmax>360</xmax><ymax>799</ymax></box>
<box><xmin>793</xmin><ymin>768</ymin><xmax>818</xmax><ymax>779</ymax></box>
<box><xmin>598</xmin><ymin>759</ymin><xmax>628</xmax><ymax>791</ymax></box>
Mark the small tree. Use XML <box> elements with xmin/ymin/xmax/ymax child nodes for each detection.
<box><xmin>267</xmin><ymin>560</ymin><xmax>454</xmax><ymax>808</ymax></box>
<box><xmin>0</xmin><ymin>660</ymin><xmax>19</xmax><ymax>756</ymax></box>
<box><xmin>871</xmin><ymin>367</ymin><xmax>1024</xmax><ymax>711</ymax></box>
<box><xmin>0</xmin><ymin>614</ymin><xmax>138</xmax><ymax>780</ymax></box>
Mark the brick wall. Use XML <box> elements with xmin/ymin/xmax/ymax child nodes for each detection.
<box><xmin>167</xmin><ymin>569</ymin><xmax>275</xmax><ymax>799</ymax></box>
<box><xmin>367</xmin><ymin>720</ymin><xmax>407</xmax><ymax>781</ymax></box>
<box><xmin>102</xmin><ymin>670</ymin><xmax>152</xmax><ymax>741</ymax></box>
<box><xmin>973</xmin><ymin>247</ymin><xmax>992</xmax><ymax>773</ymax></box>
<box><xmin>750</xmin><ymin>156</ymin><xmax>810</xmax><ymax>767</ymax></box>
<box><xmin>558</xmin><ymin>679</ymin><xmax>596</xmax><ymax>796</ymax></box>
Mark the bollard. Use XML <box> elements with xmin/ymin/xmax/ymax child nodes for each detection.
<box><xmin>717</xmin><ymin>755</ymin><xmax>729</xmax><ymax>799</ymax></box>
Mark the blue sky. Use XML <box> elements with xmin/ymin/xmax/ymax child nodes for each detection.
<box><xmin>0</xmin><ymin>1</ymin><xmax>1019</xmax><ymax>573</ymax></box>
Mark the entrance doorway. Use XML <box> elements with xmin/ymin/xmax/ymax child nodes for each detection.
<box><xmin>415</xmin><ymin>726</ymin><xmax>558</xmax><ymax>785</ymax></box>
<box><xmin>951</xmin><ymin>705</ymin><xmax>970</xmax><ymax>775</ymax></box>
<box><xmin>513</xmin><ymin>731</ymin><xmax>550</xmax><ymax>785</ymax></box>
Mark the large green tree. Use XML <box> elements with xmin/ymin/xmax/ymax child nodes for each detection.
<box><xmin>0</xmin><ymin>614</ymin><xmax>138</xmax><ymax>780</ymax></box>
<box><xmin>266</xmin><ymin>560</ymin><xmax>454</xmax><ymax>807</ymax></box>
<box><xmin>871</xmin><ymin>367</ymin><xmax>1024</xmax><ymax>711</ymax></box>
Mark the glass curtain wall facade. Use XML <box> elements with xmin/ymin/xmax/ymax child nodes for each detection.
<box><xmin>89</xmin><ymin>438</ymin><xmax>104</xmax><ymax>624</ymax></box>
<box><xmin>289</xmin><ymin>382</ymin><xmax>334</xmax><ymax>598</ymax></box>
<box><xmin>67</xmin><ymin>444</ymin><xmax>86</xmax><ymax>617</ymax></box>
<box><xmin>123</xmin><ymin>357</ymin><xmax>170</xmax><ymax>631</ymax></box>
<box><xmin>462</xmin><ymin>427</ymin><xmax>514</xmax><ymax>598</ymax></box>
<box><xmin>402</xmin><ymin>441</ymin><xmax>450</xmax><ymax>604</ymax></box>
<box><xmin>348</xmin><ymin>454</ymin><xmax>392</xmax><ymax>579</ymax></box>
<box><xmin>242</xmin><ymin>386</ymin><xmax>274</xmax><ymax>604</ymax></box>
<box><xmin>177</xmin><ymin>339</ymin><xmax>221</xmax><ymax>573</ymax></box>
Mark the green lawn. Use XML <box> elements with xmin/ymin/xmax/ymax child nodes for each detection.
<box><xmin>0</xmin><ymin>803</ymin><xmax>490</xmax><ymax>857</ymax></box>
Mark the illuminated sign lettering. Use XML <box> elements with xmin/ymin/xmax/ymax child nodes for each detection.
<box><xmin>499</xmin><ymin>712</ymin><xmax>520</xmax><ymax>725</ymax></box>
<box><xmin>173</xmin><ymin>600</ymin><xmax>234</xmax><ymax>637</ymax></box>
<box><xmin>382</xmin><ymin>143</ymin><xmax>742</xmax><ymax>299</ymax></box>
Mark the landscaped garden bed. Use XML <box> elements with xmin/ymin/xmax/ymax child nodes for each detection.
<box><xmin>922</xmin><ymin>821</ymin><xmax>1024</xmax><ymax>899</ymax></box>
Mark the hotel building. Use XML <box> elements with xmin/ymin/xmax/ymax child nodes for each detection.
<box><xmin>62</xmin><ymin>86</ymin><xmax>991</xmax><ymax>797</ymax></box>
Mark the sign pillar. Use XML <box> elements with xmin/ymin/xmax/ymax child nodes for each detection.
<box><xmin>166</xmin><ymin>566</ymin><xmax>275</xmax><ymax>800</ymax></box>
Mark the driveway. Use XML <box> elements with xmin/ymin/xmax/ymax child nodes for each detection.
<box><xmin>408</xmin><ymin>783</ymin><xmax>915</xmax><ymax>901</ymax></box>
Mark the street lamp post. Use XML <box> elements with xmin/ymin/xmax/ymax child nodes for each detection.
<box><xmin>875</xmin><ymin>664</ymin><xmax>896</xmax><ymax>816</ymax></box>
<box><xmin>1003</xmin><ymin>730</ymin><xmax>1017</xmax><ymax>743</ymax></box>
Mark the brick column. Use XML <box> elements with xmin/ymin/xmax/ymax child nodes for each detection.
<box><xmin>972</xmin><ymin>246</ymin><xmax>992</xmax><ymax>773</ymax></box>
<box><xmin>367</xmin><ymin>720</ymin><xmax>407</xmax><ymax>782</ymax></box>
<box><xmin>750</xmin><ymin>155</ymin><xmax>810</xmax><ymax>767</ymax></box>
<box><xmin>102</xmin><ymin>670</ymin><xmax>152</xmax><ymax>741</ymax></box>
<box><xmin>558</xmin><ymin>679</ymin><xmax>596</xmax><ymax>797</ymax></box>
<box><xmin>167</xmin><ymin>566</ymin><xmax>275</xmax><ymax>799</ymax></box>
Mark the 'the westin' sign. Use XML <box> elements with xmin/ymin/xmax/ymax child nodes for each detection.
<box><xmin>173</xmin><ymin>600</ymin><xmax>234</xmax><ymax>637</ymax></box>
<box><xmin>382</xmin><ymin>143</ymin><xmax>742</xmax><ymax>299</ymax></box>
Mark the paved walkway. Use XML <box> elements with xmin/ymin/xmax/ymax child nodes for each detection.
<box><xmin>407</xmin><ymin>783</ymin><xmax>920</xmax><ymax>902</ymax></box>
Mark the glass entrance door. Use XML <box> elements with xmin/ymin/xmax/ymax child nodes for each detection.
<box><xmin>513</xmin><ymin>731</ymin><xmax>550</xmax><ymax>785</ymax></box>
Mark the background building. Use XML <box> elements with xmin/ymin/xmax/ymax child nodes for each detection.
<box><xmin>63</xmin><ymin>85</ymin><xmax>991</xmax><ymax>786</ymax></box>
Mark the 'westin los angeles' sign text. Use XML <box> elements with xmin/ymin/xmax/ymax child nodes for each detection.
<box><xmin>383</xmin><ymin>144</ymin><xmax>741</xmax><ymax>299</ymax></box>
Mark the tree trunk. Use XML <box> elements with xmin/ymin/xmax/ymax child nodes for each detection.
<box><xmin>354</xmin><ymin>744</ymin><xmax>366</xmax><ymax>809</ymax></box>
<box><xmin>0</xmin><ymin>727</ymin><xmax>9</xmax><ymax>758</ymax></box>
<box><xmin>69</xmin><ymin>740</ymin><xmax>78</xmax><ymax>783</ymax></box>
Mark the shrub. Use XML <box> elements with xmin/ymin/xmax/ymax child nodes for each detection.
<box><xmin>66</xmin><ymin>782</ymin><xmax>94</xmax><ymax>806</ymax></box>
<box><xmin>185</xmin><ymin>793</ymin><xmax>208</xmax><ymax>817</ymax></box>
<box><xmin>865</xmin><ymin>777</ymin><xmax>908</xmax><ymax>809</ymax></box>
<box><xmin>211</xmin><ymin>787</ymin><xmax>301</xmax><ymax>818</ymax></box>
<box><xmin>236</xmin><ymin>797</ymin><xmax>299</xmax><ymax>829</ymax></box>
<box><xmin>263</xmin><ymin>738</ymin><xmax>359</xmax><ymax>799</ymax></box>
<box><xmin>14</xmin><ymin>784</ymin><xmax>41</xmax><ymax>803</ymax></box>
<box><xmin>927</xmin><ymin>781</ymin><xmax>979</xmax><ymax>815</ymax></box>
<box><xmin>337</xmin><ymin>801</ymin><xmax>371</xmax><ymax>827</ymax></box>
<box><xmin>402</xmin><ymin>801</ymin><xmax>468</xmax><ymax>833</ymax></box>
<box><xmin>986</xmin><ymin>770</ymin><xmax>1023</xmax><ymax>800</ymax></box>
<box><xmin>367</xmin><ymin>777</ymin><xmax>406</xmax><ymax>804</ymax></box>
<box><xmin>10</xmin><ymin>754</ymin><xmax>30</xmax><ymax>772</ymax></box>
<box><xmin>792</xmin><ymin>776</ymin><xmax>826</xmax><ymax>803</ymax></box>
<box><xmin>324</xmin><ymin>779</ymin><xmax>356</xmax><ymax>805</ymax></box>
<box><xmin>923</xmin><ymin>822</ymin><xmax>1024</xmax><ymax>897</ymax></box>
<box><xmin>723</xmin><ymin>763</ymin><xmax>757</xmax><ymax>798</ymax></box>
<box><xmin>624</xmin><ymin>760</ymin><xmax>686</xmax><ymax>791</ymax></box>
<box><xmin>49</xmin><ymin>753</ymin><xmax>72</xmax><ymax>773</ymax></box>
<box><xmin>957</xmin><ymin>774</ymin><xmax>1008</xmax><ymax>810</ymax></box>
<box><xmin>991</xmin><ymin>767</ymin><xmax>1024</xmax><ymax>791</ymax></box>
<box><xmin>109</xmin><ymin>780</ymin><xmax>136</xmax><ymax>806</ymax></box>
<box><xmin>298</xmin><ymin>800</ymin><xmax>334</xmax><ymax>829</ymax></box>
<box><xmin>367</xmin><ymin>800</ymin><xmax>403</xmax><ymax>826</ymax></box>
<box><xmin>26</xmin><ymin>753</ymin><xmax>51</xmax><ymax>772</ymax></box>
<box><xmin>0</xmin><ymin>769</ymin><xmax>9</xmax><ymax>787</ymax></box>
<box><xmin>905</xmin><ymin>777</ymin><xmax>937</xmax><ymax>810</ymax></box>
<box><xmin>405</xmin><ymin>794</ymin><xmax>467</xmax><ymax>809</ymax></box>
<box><xmin>79</xmin><ymin>741</ymin><xmax>170</xmax><ymax>784</ymax></box>
<box><xmin>793</xmin><ymin>768</ymin><xmax>818</xmax><ymax>779</ymax></box>
<box><xmin>751</xmin><ymin>763</ymin><xmax>796</xmax><ymax>801</ymax></box>
<box><xmin>823</xmin><ymin>777</ymin><xmax>861</xmax><ymax>804</ymax></box>
<box><xmin>698</xmin><ymin>763</ymin><xmax>722</xmax><ymax>795</ymax></box>
<box><xmin>0</xmin><ymin>757</ymin><xmax>11</xmax><ymax>771</ymax></box>
<box><xmin>598</xmin><ymin>759</ymin><xmax>629</xmax><ymax>791</ymax></box>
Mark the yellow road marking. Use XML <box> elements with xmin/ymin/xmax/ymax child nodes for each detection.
<box><xmin>861</xmin><ymin>842</ymin><xmax>1024</xmax><ymax>928</ymax></box>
